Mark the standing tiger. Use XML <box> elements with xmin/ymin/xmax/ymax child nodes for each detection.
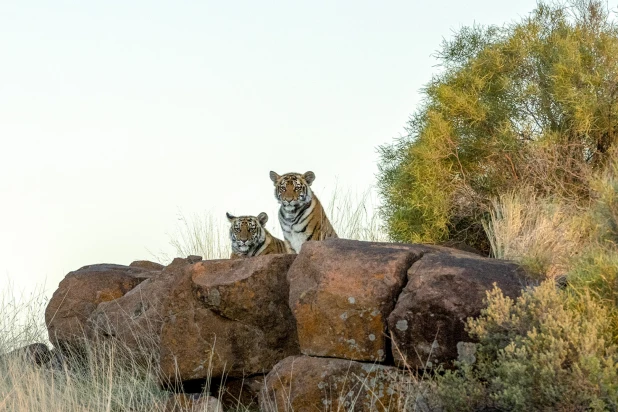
<box><xmin>269</xmin><ymin>170</ymin><xmax>338</xmax><ymax>253</ymax></box>
<box><xmin>227</xmin><ymin>212</ymin><xmax>287</xmax><ymax>259</ymax></box>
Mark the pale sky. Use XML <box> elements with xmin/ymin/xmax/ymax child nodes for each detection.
<box><xmin>0</xmin><ymin>0</ymin><xmax>539</xmax><ymax>300</ymax></box>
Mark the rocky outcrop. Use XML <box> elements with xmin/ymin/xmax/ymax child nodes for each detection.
<box><xmin>88</xmin><ymin>264</ymin><xmax>178</xmax><ymax>361</ymax></box>
<box><xmin>78</xmin><ymin>255</ymin><xmax>298</xmax><ymax>384</ymax></box>
<box><xmin>259</xmin><ymin>355</ymin><xmax>407</xmax><ymax>412</ymax></box>
<box><xmin>45</xmin><ymin>264</ymin><xmax>150</xmax><ymax>352</ymax></box>
<box><xmin>388</xmin><ymin>252</ymin><xmax>530</xmax><ymax>368</ymax></box>
<box><xmin>288</xmin><ymin>239</ymin><xmax>425</xmax><ymax>362</ymax></box>
<box><xmin>45</xmin><ymin>239</ymin><xmax>532</xmax><ymax>410</ymax></box>
<box><xmin>158</xmin><ymin>254</ymin><xmax>299</xmax><ymax>383</ymax></box>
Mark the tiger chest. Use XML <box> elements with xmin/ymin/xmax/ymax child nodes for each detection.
<box><xmin>279</xmin><ymin>214</ymin><xmax>309</xmax><ymax>253</ymax></box>
<box><xmin>286</xmin><ymin>230</ymin><xmax>307</xmax><ymax>253</ymax></box>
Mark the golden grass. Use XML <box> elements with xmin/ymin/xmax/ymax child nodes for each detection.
<box><xmin>482</xmin><ymin>188</ymin><xmax>589</xmax><ymax>279</ymax></box>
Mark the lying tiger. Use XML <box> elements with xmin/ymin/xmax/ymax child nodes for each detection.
<box><xmin>269</xmin><ymin>170</ymin><xmax>338</xmax><ymax>253</ymax></box>
<box><xmin>227</xmin><ymin>212</ymin><xmax>287</xmax><ymax>259</ymax></box>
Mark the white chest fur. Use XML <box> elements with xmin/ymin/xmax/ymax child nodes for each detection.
<box><xmin>278</xmin><ymin>198</ymin><xmax>315</xmax><ymax>253</ymax></box>
<box><xmin>287</xmin><ymin>231</ymin><xmax>306</xmax><ymax>253</ymax></box>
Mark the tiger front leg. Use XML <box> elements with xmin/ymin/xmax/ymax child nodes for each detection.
<box><xmin>284</xmin><ymin>239</ymin><xmax>296</xmax><ymax>254</ymax></box>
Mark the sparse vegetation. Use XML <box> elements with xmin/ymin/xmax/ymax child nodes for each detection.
<box><xmin>163</xmin><ymin>210</ymin><xmax>232</xmax><ymax>261</ymax></box>
<box><xmin>432</xmin><ymin>282</ymin><xmax>618</xmax><ymax>412</ymax></box>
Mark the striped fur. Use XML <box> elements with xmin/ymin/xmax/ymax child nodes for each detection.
<box><xmin>269</xmin><ymin>171</ymin><xmax>338</xmax><ymax>253</ymax></box>
<box><xmin>227</xmin><ymin>212</ymin><xmax>287</xmax><ymax>259</ymax></box>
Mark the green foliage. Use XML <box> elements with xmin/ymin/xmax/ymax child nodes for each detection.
<box><xmin>567</xmin><ymin>155</ymin><xmax>618</xmax><ymax>321</ymax></box>
<box><xmin>378</xmin><ymin>0</ymin><xmax>618</xmax><ymax>252</ymax></box>
<box><xmin>435</xmin><ymin>282</ymin><xmax>618</xmax><ymax>412</ymax></box>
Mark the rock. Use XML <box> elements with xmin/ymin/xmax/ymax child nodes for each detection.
<box><xmin>438</xmin><ymin>240</ymin><xmax>485</xmax><ymax>256</ymax></box>
<box><xmin>287</xmin><ymin>239</ymin><xmax>424</xmax><ymax>361</ymax></box>
<box><xmin>259</xmin><ymin>355</ymin><xmax>407</xmax><ymax>412</ymax></box>
<box><xmin>165</xmin><ymin>393</ymin><xmax>222</xmax><ymax>412</ymax></box>
<box><xmin>88</xmin><ymin>268</ymin><xmax>178</xmax><ymax>362</ymax></box>
<box><xmin>130</xmin><ymin>260</ymin><xmax>165</xmax><ymax>271</ymax></box>
<box><xmin>388</xmin><ymin>252</ymin><xmax>530</xmax><ymax>368</ymax></box>
<box><xmin>159</xmin><ymin>254</ymin><xmax>299</xmax><ymax>383</ymax></box>
<box><xmin>456</xmin><ymin>341</ymin><xmax>477</xmax><ymax>365</ymax></box>
<box><xmin>1</xmin><ymin>343</ymin><xmax>51</xmax><ymax>366</ymax></box>
<box><xmin>45</xmin><ymin>264</ymin><xmax>149</xmax><ymax>351</ymax></box>
<box><xmin>219</xmin><ymin>375</ymin><xmax>264</xmax><ymax>410</ymax></box>
<box><xmin>186</xmin><ymin>255</ymin><xmax>203</xmax><ymax>264</ymax></box>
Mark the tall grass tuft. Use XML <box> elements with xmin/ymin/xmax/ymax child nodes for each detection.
<box><xmin>164</xmin><ymin>210</ymin><xmax>231</xmax><ymax>261</ymax></box>
<box><xmin>0</xmin><ymin>283</ymin><xmax>49</xmax><ymax>354</ymax></box>
<box><xmin>326</xmin><ymin>186</ymin><xmax>388</xmax><ymax>242</ymax></box>
<box><xmin>482</xmin><ymin>188</ymin><xmax>588</xmax><ymax>279</ymax></box>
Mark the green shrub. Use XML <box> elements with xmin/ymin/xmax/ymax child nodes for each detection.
<box><xmin>434</xmin><ymin>282</ymin><xmax>618</xmax><ymax>412</ymax></box>
<box><xmin>378</xmin><ymin>0</ymin><xmax>618</xmax><ymax>252</ymax></box>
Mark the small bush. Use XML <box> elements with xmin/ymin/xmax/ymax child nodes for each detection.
<box><xmin>434</xmin><ymin>282</ymin><xmax>618</xmax><ymax>412</ymax></box>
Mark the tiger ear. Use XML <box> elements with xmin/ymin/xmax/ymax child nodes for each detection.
<box><xmin>226</xmin><ymin>212</ymin><xmax>236</xmax><ymax>223</ymax></box>
<box><xmin>269</xmin><ymin>171</ymin><xmax>280</xmax><ymax>183</ymax></box>
<box><xmin>303</xmin><ymin>171</ymin><xmax>315</xmax><ymax>185</ymax></box>
<box><xmin>257</xmin><ymin>212</ymin><xmax>268</xmax><ymax>226</ymax></box>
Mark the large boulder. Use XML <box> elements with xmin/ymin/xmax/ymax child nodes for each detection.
<box><xmin>388</xmin><ymin>252</ymin><xmax>530</xmax><ymax>368</ymax></box>
<box><xmin>158</xmin><ymin>254</ymin><xmax>299</xmax><ymax>383</ymax></box>
<box><xmin>45</xmin><ymin>264</ymin><xmax>150</xmax><ymax>351</ymax></box>
<box><xmin>88</xmin><ymin>264</ymin><xmax>180</xmax><ymax>362</ymax></box>
<box><xmin>259</xmin><ymin>355</ymin><xmax>407</xmax><ymax>412</ymax></box>
<box><xmin>287</xmin><ymin>239</ymin><xmax>425</xmax><ymax>362</ymax></box>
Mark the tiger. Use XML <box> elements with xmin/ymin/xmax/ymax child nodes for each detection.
<box><xmin>269</xmin><ymin>170</ymin><xmax>338</xmax><ymax>253</ymax></box>
<box><xmin>227</xmin><ymin>212</ymin><xmax>287</xmax><ymax>259</ymax></box>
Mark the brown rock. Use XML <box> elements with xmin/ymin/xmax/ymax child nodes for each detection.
<box><xmin>219</xmin><ymin>375</ymin><xmax>264</xmax><ymax>410</ymax></box>
<box><xmin>158</xmin><ymin>254</ymin><xmax>299</xmax><ymax>383</ymax></box>
<box><xmin>130</xmin><ymin>260</ymin><xmax>165</xmax><ymax>271</ymax></box>
<box><xmin>1</xmin><ymin>343</ymin><xmax>51</xmax><ymax>366</ymax></box>
<box><xmin>165</xmin><ymin>393</ymin><xmax>222</xmax><ymax>412</ymax></box>
<box><xmin>45</xmin><ymin>264</ymin><xmax>149</xmax><ymax>351</ymax></box>
<box><xmin>186</xmin><ymin>255</ymin><xmax>203</xmax><ymax>264</ymax></box>
<box><xmin>287</xmin><ymin>239</ymin><xmax>424</xmax><ymax>361</ymax></box>
<box><xmin>88</xmin><ymin>268</ymin><xmax>177</xmax><ymax>362</ymax></box>
<box><xmin>388</xmin><ymin>252</ymin><xmax>530</xmax><ymax>368</ymax></box>
<box><xmin>259</xmin><ymin>355</ymin><xmax>407</xmax><ymax>412</ymax></box>
<box><xmin>438</xmin><ymin>240</ymin><xmax>485</xmax><ymax>256</ymax></box>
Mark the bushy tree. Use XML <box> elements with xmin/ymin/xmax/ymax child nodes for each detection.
<box><xmin>378</xmin><ymin>0</ymin><xmax>618</xmax><ymax>252</ymax></box>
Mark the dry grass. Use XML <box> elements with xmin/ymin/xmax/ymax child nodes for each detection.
<box><xmin>163</xmin><ymin>210</ymin><xmax>232</xmax><ymax>261</ymax></box>
<box><xmin>326</xmin><ymin>186</ymin><xmax>389</xmax><ymax>242</ymax></box>
<box><xmin>481</xmin><ymin>188</ymin><xmax>589</xmax><ymax>279</ymax></box>
<box><xmin>0</xmin><ymin>286</ymin><xmax>227</xmax><ymax>412</ymax></box>
<box><xmin>161</xmin><ymin>187</ymin><xmax>388</xmax><ymax>262</ymax></box>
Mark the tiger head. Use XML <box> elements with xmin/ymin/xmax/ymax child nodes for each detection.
<box><xmin>269</xmin><ymin>171</ymin><xmax>315</xmax><ymax>211</ymax></box>
<box><xmin>226</xmin><ymin>212</ymin><xmax>269</xmax><ymax>254</ymax></box>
